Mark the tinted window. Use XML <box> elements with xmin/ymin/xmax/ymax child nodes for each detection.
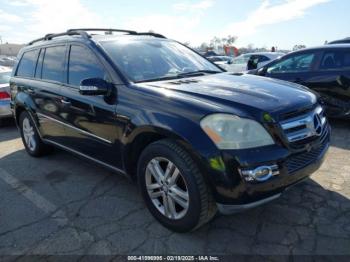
<box><xmin>319</xmin><ymin>50</ymin><xmax>350</xmax><ymax>70</ymax></box>
<box><xmin>68</xmin><ymin>45</ymin><xmax>107</xmax><ymax>86</ymax></box>
<box><xmin>42</xmin><ymin>46</ymin><xmax>66</xmax><ymax>82</ymax></box>
<box><xmin>16</xmin><ymin>49</ymin><xmax>39</xmax><ymax>77</ymax></box>
<box><xmin>35</xmin><ymin>49</ymin><xmax>45</xmax><ymax>78</ymax></box>
<box><xmin>267</xmin><ymin>53</ymin><xmax>315</xmax><ymax>74</ymax></box>
<box><xmin>258</xmin><ymin>55</ymin><xmax>270</xmax><ymax>63</ymax></box>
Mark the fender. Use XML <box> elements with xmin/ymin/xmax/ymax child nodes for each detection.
<box><xmin>122</xmin><ymin>115</ymin><xmax>227</xmax><ymax>198</ymax></box>
<box><xmin>13</xmin><ymin>91</ymin><xmax>39</xmax><ymax>125</ymax></box>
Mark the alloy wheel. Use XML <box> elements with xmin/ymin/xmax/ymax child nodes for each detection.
<box><xmin>145</xmin><ymin>157</ymin><xmax>189</xmax><ymax>220</ymax></box>
<box><xmin>22</xmin><ymin>117</ymin><xmax>36</xmax><ymax>151</ymax></box>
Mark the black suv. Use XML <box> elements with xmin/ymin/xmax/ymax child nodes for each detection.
<box><xmin>250</xmin><ymin>44</ymin><xmax>350</xmax><ymax>119</ymax></box>
<box><xmin>10</xmin><ymin>29</ymin><xmax>330</xmax><ymax>232</ymax></box>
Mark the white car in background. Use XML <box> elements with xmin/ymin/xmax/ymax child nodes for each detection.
<box><xmin>0</xmin><ymin>66</ymin><xmax>12</xmax><ymax>126</ymax></box>
<box><xmin>221</xmin><ymin>52</ymin><xmax>284</xmax><ymax>73</ymax></box>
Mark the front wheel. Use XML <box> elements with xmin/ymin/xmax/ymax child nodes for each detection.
<box><xmin>137</xmin><ymin>139</ymin><xmax>217</xmax><ymax>232</ymax></box>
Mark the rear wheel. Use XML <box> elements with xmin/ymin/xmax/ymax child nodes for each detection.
<box><xmin>137</xmin><ymin>139</ymin><xmax>217</xmax><ymax>232</ymax></box>
<box><xmin>19</xmin><ymin>111</ymin><xmax>52</xmax><ymax>157</ymax></box>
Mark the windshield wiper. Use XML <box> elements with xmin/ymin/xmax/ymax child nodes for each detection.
<box><xmin>135</xmin><ymin>75</ymin><xmax>183</xmax><ymax>83</ymax></box>
<box><xmin>135</xmin><ymin>70</ymin><xmax>221</xmax><ymax>83</ymax></box>
<box><xmin>177</xmin><ymin>70</ymin><xmax>222</xmax><ymax>77</ymax></box>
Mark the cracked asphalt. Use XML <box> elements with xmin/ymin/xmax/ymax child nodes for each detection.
<box><xmin>0</xmin><ymin>119</ymin><xmax>349</xmax><ymax>258</ymax></box>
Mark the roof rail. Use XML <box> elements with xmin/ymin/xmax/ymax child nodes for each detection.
<box><xmin>136</xmin><ymin>32</ymin><xmax>166</xmax><ymax>39</ymax></box>
<box><xmin>27</xmin><ymin>28</ymin><xmax>166</xmax><ymax>45</ymax></box>
<box><xmin>67</xmin><ymin>28</ymin><xmax>138</xmax><ymax>35</ymax></box>
<box><xmin>28</xmin><ymin>30</ymin><xmax>90</xmax><ymax>45</ymax></box>
<box><xmin>68</xmin><ymin>28</ymin><xmax>166</xmax><ymax>38</ymax></box>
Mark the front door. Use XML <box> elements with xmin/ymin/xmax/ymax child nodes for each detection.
<box><xmin>264</xmin><ymin>51</ymin><xmax>318</xmax><ymax>86</ymax></box>
<box><xmin>59</xmin><ymin>44</ymin><xmax>122</xmax><ymax>167</ymax></box>
<box><xmin>307</xmin><ymin>48</ymin><xmax>350</xmax><ymax>117</ymax></box>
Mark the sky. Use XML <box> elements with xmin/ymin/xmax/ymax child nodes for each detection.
<box><xmin>0</xmin><ymin>0</ymin><xmax>348</xmax><ymax>49</ymax></box>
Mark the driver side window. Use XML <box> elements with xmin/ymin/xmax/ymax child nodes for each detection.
<box><xmin>267</xmin><ymin>53</ymin><xmax>315</xmax><ymax>74</ymax></box>
<box><xmin>68</xmin><ymin>45</ymin><xmax>109</xmax><ymax>86</ymax></box>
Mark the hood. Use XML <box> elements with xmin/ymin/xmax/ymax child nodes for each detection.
<box><xmin>141</xmin><ymin>73</ymin><xmax>316</xmax><ymax>119</ymax></box>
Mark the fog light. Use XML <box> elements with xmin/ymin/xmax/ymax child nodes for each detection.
<box><xmin>240</xmin><ymin>165</ymin><xmax>279</xmax><ymax>182</ymax></box>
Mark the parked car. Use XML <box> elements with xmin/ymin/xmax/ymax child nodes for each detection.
<box><xmin>221</xmin><ymin>52</ymin><xmax>284</xmax><ymax>73</ymax></box>
<box><xmin>0</xmin><ymin>66</ymin><xmax>12</xmax><ymax>126</ymax></box>
<box><xmin>207</xmin><ymin>56</ymin><xmax>232</xmax><ymax>70</ymax></box>
<box><xmin>249</xmin><ymin>44</ymin><xmax>350</xmax><ymax>119</ymax></box>
<box><xmin>11</xmin><ymin>29</ymin><xmax>330</xmax><ymax>232</ymax></box>
<box><xmin>328</xmin><ymin>37</ymin><xmax>350</xmax><ymax>44</ymax></box>
<box><xmin>0</xmin><ymin>56</ymin><xmax>17</xmax><ymax>67</ymax></box>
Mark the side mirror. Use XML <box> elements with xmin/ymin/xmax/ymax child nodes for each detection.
<box><xmin>79</xmin><ymin>78</ymin><xmax>112</xmax><ymax>96</ymax></box>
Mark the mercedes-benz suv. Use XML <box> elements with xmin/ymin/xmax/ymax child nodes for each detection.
<box><xmin>10</xmin><ymin>29</ymin><xmax>330</xmax><ymax>232</ymax></box>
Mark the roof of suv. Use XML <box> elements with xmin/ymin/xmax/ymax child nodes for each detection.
<box><xmin>25</xmin><ymin>29</ymin><xmax>167</xmax><ymax>49</ymax></box>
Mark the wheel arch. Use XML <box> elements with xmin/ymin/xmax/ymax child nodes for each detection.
<box><xmin>123</xmin><ymin>126</ymin><xmax>204</xmax><ymax>179</ymax></box>
<box><xmin>13</xmin><ymin>92</ymin><xmax>38</xmax><ymax>126</ymax></box>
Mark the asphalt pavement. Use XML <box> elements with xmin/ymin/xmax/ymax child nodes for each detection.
<box><xmin>0</xmin><ymin>120</ymin><xmax>349</xmax><ymax>258</ymax></box>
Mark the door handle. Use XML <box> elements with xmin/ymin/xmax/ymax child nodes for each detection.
<box><xmin>60</xmin><ymin>98</ymin><xmax>71</xmax><ymax>106</ymax></box>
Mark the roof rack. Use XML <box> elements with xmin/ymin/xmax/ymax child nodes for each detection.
<box><xmin>28</xmin><ymin>28</ymin><xmax>166</xmax><ymax>45</ymax></box>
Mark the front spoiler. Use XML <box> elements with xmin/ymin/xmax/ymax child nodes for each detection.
<box><xmin>216</xmin><ymin>193</ymin><xmax>281</xmax><ymax>215</ymax></box>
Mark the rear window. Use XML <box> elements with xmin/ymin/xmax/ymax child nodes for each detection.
<box><xmin>16</xmin><ymin>50</ymin><xmax>39</xmax><ymax>78</ymax></box>
<box><xmin>319</xmin><ymin>49</ymin><xmax>350</xmax><ymax>70</ymax></box>
<box><xmin>42</xmin><ymin>46</ymin><xmax>66</xmax><ymax>82</ymax></box>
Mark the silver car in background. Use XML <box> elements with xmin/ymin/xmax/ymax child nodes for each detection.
<box><xmin>220</xmin><ymin>52</ymin><xmax>284</xmax><ymax>73</ymax></box>
<box><xmin>0</xmin><ymin>66</ymin><xmax>12</xmax><ymax>126</ymax></box>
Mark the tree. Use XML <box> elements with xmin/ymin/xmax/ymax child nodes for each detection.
<box><xmin>225</xmin><ymin>35</ymin><xmax>237</xmax><ymax>45</ymax></box>
<box><xmin>293</xmin><ymin>44</ymin><xmax>306</xmax><ymax>51</ymax></box>
<box><xmin>199</xmin><ymin>42</ymin><xmax>208</xmax><ymax>51</ymax></box>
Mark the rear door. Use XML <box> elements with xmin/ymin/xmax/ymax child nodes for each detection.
<box><xmin>34</xmin><ymin>45</ymin><xmax>68</xmax><ymax>143</ymax></box>
<box><xmin>12</xmin><ymin>46</ymin><xmax>67</xmax><ymax>143</ymax></box>
<box><xmin>59</xmin><ymin>44</ymin><xmax>121</xmax><ymax>167</ymax></box>
<box><xmin>307</xmin><ymin>48</ymin><xmax>350</xmax><ymax>117</ymax></box>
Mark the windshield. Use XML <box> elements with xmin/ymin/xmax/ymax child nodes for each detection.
<box><xmin>101</xmin><ymin>39</ymin><xmax>222</xmax><ymax>82</ymax></box>
<box><xmin>0</xmin><ymin>71</ymin><xmax>11</xmax><ymax>85</ymax></box>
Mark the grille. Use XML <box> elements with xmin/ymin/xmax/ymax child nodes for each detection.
<box><xmin>285</xmin><ymin>136</ymin><xmax>329</xmax><ymax>173</ymax></box>
<box><xmin>280</xmin><ymin>105</ymin><xmax>327</xmax><ymax>145</ymax></box>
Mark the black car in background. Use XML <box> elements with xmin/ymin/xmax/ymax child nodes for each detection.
<box><xmin>10</xmin><ymin>29</ymin><xmax>330</xmax><ymax>232</ymax></box>
<box><xmin>250</xmin><ymin>44</ymin><xmax>350</xmax><ymax>119</ymax></box>
<box><xmin>328</xmin><ymin>37</ymin><xmax>350</xmax><ymax>44</ymax></box>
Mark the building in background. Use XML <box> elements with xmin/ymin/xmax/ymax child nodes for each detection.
<box><xmin>0</xmin><ymin>44</ymin><xmax>24</xmax><ymax>57</ymax></box>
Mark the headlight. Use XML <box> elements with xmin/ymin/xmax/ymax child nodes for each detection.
<box><xmin>200</xmin><ymin>114</ymin><xmax>274</xmax><ymax>150</ymax></box>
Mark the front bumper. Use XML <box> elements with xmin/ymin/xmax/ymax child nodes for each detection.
<box><xmin>216</xmin><ymin>141</ymin><xmax>328</xmax><ymax>214</ymax></box>
<box><xmin>208</xmin><ymin>123</ymin><xmax>330</xmax><ymax>209</ymax></box>
<box><xmin>0</xmin><ymin>99</ymin><xmax>12</xmax><ymax>119</ymax></box>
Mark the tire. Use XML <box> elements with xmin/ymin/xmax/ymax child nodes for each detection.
<box><xmin>19</xmin><ymin>111</ymin><xmax>53</xmax><ymax>157</ymax></box>
<box><xmin>137</xmin><ymin>139</ymin><xmax>217</xmax><ymax>232</ymax></box>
